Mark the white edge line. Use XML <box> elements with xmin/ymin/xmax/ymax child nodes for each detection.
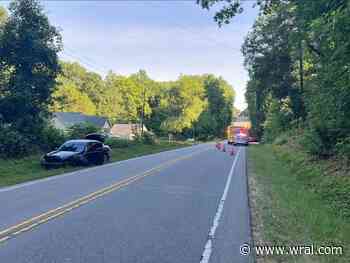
<box><xmin>199</xmin><ymin>147</ymin><xmax>241</xmax><ymax>263</ymax></box>
<box><xmin>0</xmin><ymin>143</ymin><xmax>212</xmax><ymax>193</ymax></box>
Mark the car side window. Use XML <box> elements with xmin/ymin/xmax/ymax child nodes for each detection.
<box><xmin>87</xmin><ymin>142</ymin><xmax>102</xmax><ymax>152</ymax></box>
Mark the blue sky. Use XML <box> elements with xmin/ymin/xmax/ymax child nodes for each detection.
<box><xmin>1</xmin><ymin>1</ymin><xmax>258</xmax><ymax>110</ymax></box>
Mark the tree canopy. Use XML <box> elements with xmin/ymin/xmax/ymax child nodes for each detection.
<box><xmin>0</xmin><ymin>0</ymin><xmax>62</xmax><ymax>136</ymax></box>
<box><xmin>200</xmin><ymin>0</ymin><xmax>350</xmax><ymax>156</ymax></box>
<box><xmin>0</xmin><ymin>0</ymin><xmax>236</xmax><ymax>158</ymax></box>
<box><xmin>52</xmin><ymin>61</ymin><xmax>235</xmax><ymax>138</ymax></box>
<box><xmin>0</xmin><ymin>6</ymin><xmax>7</xmax><ymax>25</ymax></box>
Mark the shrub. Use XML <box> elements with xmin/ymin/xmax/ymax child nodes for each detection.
<box><xmin>263</xmin><ymin>99</ymin><xmax>293</xmax><ymax>143</ymax></box>
<box><xmin>301</xmin><ymin>127</ymin><xmax>331</xmax><ymax>157</ymax></box>
<box><xmin>273</xmin><ymin>133</ymin><xmax>289</xmax><ymax>145</ymax></box>
<box><xmin>143</xmin><ymin>132</ymin><xmax>157</xmax><ymax>145</ymax></box>
<box><xmin>135</xmin><ymin>132</ymin><xmax>157</xmax><ymax>145</ymax></box>
<box><xmin>40</xmin><ymin>125</ymin><xmax>67</xmax><ymax>151</ymax></box>
<box><xmin>335</xmin><ymin>137</ymin><xmax>350</xmax><ymax>161</ymax></box>
<box><xmin>0</xmin><ymin>126</ymin><xmax>35</xmax><ymax>158</ymax></box>
<box><xmin>67</xmin><ymin>122</ymin><xmax>100</xmax><ymax>139</ymax></box>
<box><xmin>105</xmin><ymin>137</ymin><xmax>132</xmax><ymax>148</ymax></box>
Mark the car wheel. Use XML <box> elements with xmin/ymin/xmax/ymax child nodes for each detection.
<box><xmin>104</xmin><ymin>153</ymin><xmax>109</xmax><ymax>163</ymax></box>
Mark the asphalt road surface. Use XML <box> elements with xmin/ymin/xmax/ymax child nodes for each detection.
<box><xmin>0</xmin><ymin>143</ymin><xmax>252</xmax><ymax>263</ymax></box>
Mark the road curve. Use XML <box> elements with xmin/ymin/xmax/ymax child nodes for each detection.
<box><xmin>0</xmin><ymin>143</ymin><xmax>252</xmax><ymax>263</ymax></box>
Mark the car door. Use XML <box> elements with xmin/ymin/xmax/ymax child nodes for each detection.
<box><xmin>85</xmin><ymin>142</ymin><xmax>104</xmax><ymax>164</ymax></box>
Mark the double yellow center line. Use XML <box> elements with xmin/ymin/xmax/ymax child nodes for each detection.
<box><xmin>0</xmin><ymin>148</ymin><xmax>209</xmax><ymax>244</ymax></box>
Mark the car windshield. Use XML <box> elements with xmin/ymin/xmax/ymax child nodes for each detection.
<box><xmin>59</xmin><ymin>142</ymin><xmax>86</xmax><ymax>153</ymax></box>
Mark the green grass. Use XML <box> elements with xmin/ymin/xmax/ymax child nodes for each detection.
<box><xmin>0</xmin><ymin>141</ymin><xmax>190</xmax><ymax>188</ymax></box>
<box><xmin>248</xmin><ymin>144</ymin><xmax>350</xmax><ymax>263</ymax></box>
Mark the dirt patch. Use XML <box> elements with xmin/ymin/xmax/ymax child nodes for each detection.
<box><xmin>248</xmin><ymin>160</ymin><xmax>276</xmax><ymax>263</ymax></box>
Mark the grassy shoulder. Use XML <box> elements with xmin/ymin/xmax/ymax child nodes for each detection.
<box><xmin>248</xmin><ymin>144</ymin><xmax>350</xmax><ymax>263</ymax></box>
<box><xmin>0</xmin><ymin>141</ymin><xmax>191</xmax><ymax>188</ymax></box>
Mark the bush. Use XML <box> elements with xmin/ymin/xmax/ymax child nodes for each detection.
<box><xmin>301</xmin><ymin>127</ymin><xmax>331</xmax><ymax>157</ymax></box>
<box><xmin>105</xmin><ymin>137</ymin><xmax>132</xmax><ymax>148</ymax></box>
<box><xmin>143</xmin><ymin>132</ymin><xmax>157</xmax><ymax>145</ymax></box>
<box><xmin>273</xmin><ymin>133</ymin><xmax>289</xmax><ymax>145</ymax></box>
<box><xmin>67</xmin><ymin>122</ymin><xmax>100</xmax><ymax>139</ymax></box>
<box><xmin>135</xmin><ymin>132</ymin><xmax>157</xmax><ymax>145</ymax></box>
<box><xmin>262</xmin><ymin>99</ymin><xmax>293</xmax><ymax>143</ymax></box>
<box><xmin>0</xmin><ymin>126</ymin><xmax>35</xmax><ymax>158</ymax></box>
<box><xmin>40</xmin><ymin>125</ymin><xmax>67</xmax><ymax>151</ymax></box>
<box><xmin>335</xmin><ymin>137</ymin><xmax>350</xmax><ymax>161</ymax></box>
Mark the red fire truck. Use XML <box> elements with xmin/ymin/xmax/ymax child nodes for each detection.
<box><xmin>226</xmin><ymin>125</ymin><xmax>250</xmax><ymax>146</ymax></box>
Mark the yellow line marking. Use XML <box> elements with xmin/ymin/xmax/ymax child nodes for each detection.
<box><xmin>0</xmin><ymin>148</ymin><xmax>210</xmax><ymax>243</ymax></box>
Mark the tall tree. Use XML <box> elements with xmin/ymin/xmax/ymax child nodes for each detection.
<box><xmin>202</xmin><ymin>0</ymin><xmax>350</xmax><ymax>154</ymax></box>
<box><xmin>58</xmin><ymin>61</ymin><xmax>105</xmax><ymax>106</ymax></box>
<box><xmin>196</xmin><ymin>75</ymin><xmax>234</xmax><ymax>138</ymax></box>
<box><xmin>51</xmin><ymin>77</ymin><xmax>96</xmax><ymax>115</ymax></box>
<box><xmin>197</xmin><ymin>0</ymin><xmax>278</xmax><ymax>26</ymax></box>
<box><xmin>101</xmin><ymin>72</ymin><xmax>144</xmax><ymax>123</ymax></box>
<box><xmin>0</xmin><ymin>7</ymin><xmax>9</xmax><ymax>109</ymax></box>
<box><xmin>130</xmin><ymin>70</ymin><xmax>154</xmax><ymax>133</ymax></box>
<box><xmin>0</xmin><ymin>6</ymin><xmax>7</xmax><ymax>25</ymax></box>
<box><xmin>161</xmin><ymin>75</ymin><xmax>206</xmax><ymax>133</ymax></box>
<box><xmin>0</xmin><ymin>0</ymin><xmax>62</xmax><ymax>136</ymax></box>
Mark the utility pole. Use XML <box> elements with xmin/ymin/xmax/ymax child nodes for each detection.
<box><xmin>192</xmin><ymin>124</ymin><xmax>195</xmax><ymax>141</ymax></box>
<box><xmin>137</xmin><ymin>70</ymin><xmax>149</xmax><ymax>136</ymax></box>
<box><xmin>140</xmin><ymin>85</ymin><xmax>146</xmax><ymax>136</ymax></box>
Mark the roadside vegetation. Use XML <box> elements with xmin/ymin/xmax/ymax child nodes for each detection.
<box><xmin>0</xmin><ymin>0</ymin><xmax>234</xmax><ymax>163</ymax></box>
<box><xmin>199</xmin><ymin>2</ymin><xmax>350</xmax><ymax>261</ymax></box>
<box><xmin>0</xmin><ymin>115</ymin><xmax>193</xmax><ymax>187</ymax></box>
<box><xmin>0</xmin><ymin>139</ymin><xmax>191</xmax><ymax>188</ymax></box>
<box><xmin>248</xmin><ymin>144</ymin><xmax>350</xmax><ymax>263</ymax></box>
<box><xmin>199</xmin><ymin>1</ymin><xmax>350</xmax><ymax>160</ymax></box>
<box><xmin>0</xmin><ymin>0</ymin><xmax>234</xmax><ymax>187</ymax></box>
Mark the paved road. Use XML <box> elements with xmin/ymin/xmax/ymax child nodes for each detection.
<box><xmin>0</xmin><ymin>143</ymin><xmax>252</xmax><ymax>263</ymax></box>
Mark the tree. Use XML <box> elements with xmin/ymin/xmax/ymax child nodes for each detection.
<box><xmin>58</xmin><ymin>61</ymin><xmax>105</xmax><ymax>106</ymax></box>
<box><xmin>49</xmin><ymin>60</ymin><xmax>236</xmax><ymax>140</ymax></box>
<box><xmin>205</xmin><ymin>75</ymin><xmax>234</xmax><ymax>136</ymax></box>
<box><xmin>145</xmin><ymin>81</ymin><xmax>172</xmax><ymax>136</ymax></box>
<box><xmin>101</xmin><ymin>72</ymin><xmax>144</xmax><ymax>123</ymax></box>
<box><xmin>0</xmin><ymin>0</ymin><xmax>62</xmax><ymax>137</ymax></box>
<box><xmin>161</xmin><ymin>75</ymin><xmax>206</xmax><ymax>133</ymax></box>
<box><xmin>0</xmin><ymin>6</ymin><xmax>7</xmax><ymax>25</ymax></box>
<box><xmin>51</xmin><ymin>79</ymin><xmax>96</xmax><ymax>115</ymax></box>
<box><xmin>0</xmin><ymin>7</ymin><xmax>9</xmax><ymax>104</ymax></box>
<box><xmin>197</xmin><ymin>0</ymin><xmax>278</xmax><ymax>26</ymax></box>
<box><xmin>130</xmin><ymin>70</ymin><xmax>154</xmax><ymax>134</ymax></box>
<box><xmin>242</xmin><ymin>4</ymin><xmax>298</xmax><ymax>138</ymax></box>
<box><xmin>195</xmin><ymin>75</ymin><xmax>234</xmax><ymax>138</ymax></box>
<box><xmin>203</xmin><ymin>0</ymin><xmax>350</xmax><ymax>155</ymax></box>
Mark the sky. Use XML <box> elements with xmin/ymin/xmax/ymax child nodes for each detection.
<box><xmin>1</xmin><ymin>1</ymin><xmax>258</xmax><ymax>110</ymax></box>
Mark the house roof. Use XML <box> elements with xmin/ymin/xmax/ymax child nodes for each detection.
<box><xmin>53</xmin><ymin>112</ymin><xmax>109</xmax><ymax>128</ymax></box>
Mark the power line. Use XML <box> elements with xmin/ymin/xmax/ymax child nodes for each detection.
<box><xmin>64</xmin><ymin>45</ymin><xmax>112</xmax><ymax>73</ymax></box>
<box><xmin>60</xmin><ymin>49</ymin><xmax>108</xmax><ymax>75</ymax></box>
<box><xmin>61</xmin><ymin>50</ymin><xmax>105</xmax><ymax>74</ymax></box>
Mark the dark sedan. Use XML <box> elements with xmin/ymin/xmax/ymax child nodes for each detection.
<box><xmin>41</xmin><ymin>139</ymin><xmax>108</xmax><ymax>169</ymax></box>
